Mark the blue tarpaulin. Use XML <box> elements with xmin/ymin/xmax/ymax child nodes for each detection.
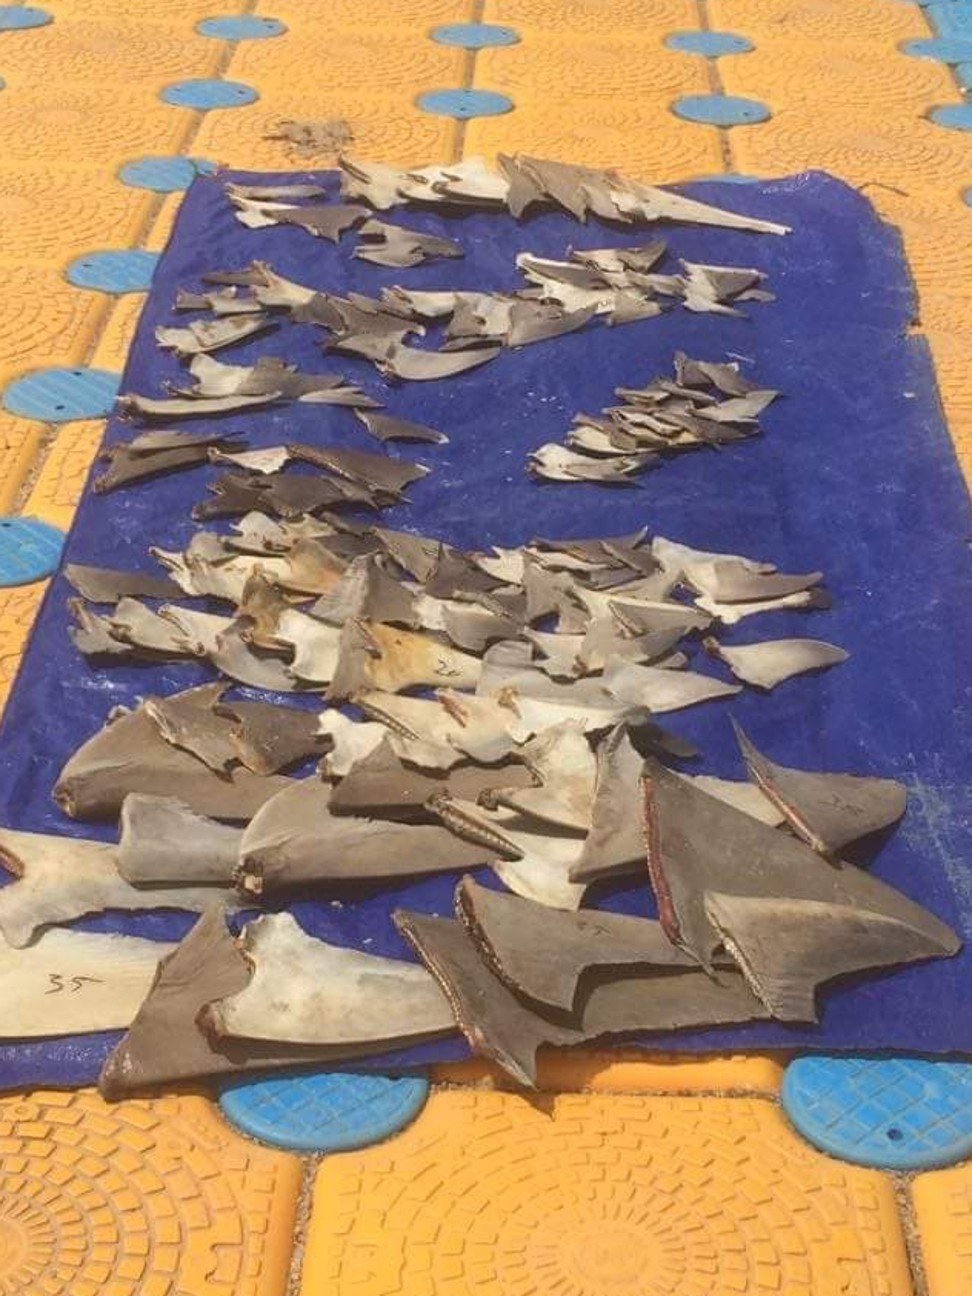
<box><xmin>0</xmin><ymin>169</ymin><xmax>970</xmax><ymax>1088</ymax></box>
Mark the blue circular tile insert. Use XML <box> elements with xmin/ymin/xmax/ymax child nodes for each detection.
<box><xmin>66</xmin><ymin>250</ymin><xmax>159</xmax><ymax>294</ymax></box>
<box><xmin>930</xmin><ymin>103</ymin><xmax>972</xmax><ymax>130</ymax></box>
<box><xmin>2</xmin><ymin>368</ymin><xmax>120</xmax><ymax>422</ymax></box>
<box><xmin>782</xmin><ymin>1055</ymin><xmax>972</xmax><ymax>1171</ymax></box>
<box><xmin>431</xmin><ymin>22</ymin><xmax>520</xmax><ymax>48</ymax></box>
<box><xmin>0</xmin><ymin>5</ymin><xmax>51</xmax><ymax>29</ymax></box>
<box><xmin>196</xmin><ymin>15</ymin><xmax>286</xmax><ymax>40</ymax></box>
<box><xmin>417</xmin><ymin>88</ymin><xmax>513</xmax><ymax>119</ymax></box>
<box><xmin>219</xmin><ymin>1071</ymin><xmax>430</xmax><ymax>1153</ymax></box>
<box><xmin>674</xmin><ymin>94</ymin><xmax>770</xmax><ymax>126</ymax></box>
<box><xmin>160</xmin><ymin>80</ymin><xmax>258</xmax><ymax>110</ymax></box>
<box><xmin>0</xmin><ymin>518</ymin><xmax>65</xmax><ymax>587</ymax></box>
<box><xmin>118</xmin><ymin>156</ymin><xmax>216</xmax><ymax>192</ymax></box>
<box><xmin>666</xmin><ymin>31</ymin><xmax>754</xmax><ymax>56</ymax></box>
<box><xmin>903</xmin><ymin>36</ymin><xmax>972</xmax><ymax>62</ymax></box>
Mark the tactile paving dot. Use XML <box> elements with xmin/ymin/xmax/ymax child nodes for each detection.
<box><xmin>219</xmin><ymin>1071</ymin><xmax>430</xmax><ymax>1152</ymax></box>
<box><xmin>783</xmin><ymin>1055</ymin><xmax>972</xmax><ymax>1170</ymax></box>
<box><xmin>301</xmin><ymin>1090</ymin><xmax>913</xmax><ymax>1296</ymax></box>
<box><xmin>160</xmin><ymin>78</ymin><xmax>259</xmax><ymax>109</ymax></box>
<box><xmin>66</xmin><ymin>250</ymin><xmax>159</xmax><ymax>293</ymax></box>
<box><xmin>2</xmin><ymin>367</ymin><xmax>119</xmax><ymax>422</ymax></box>
<box><xmin>118</xmin><ymin>155</ymin><xmax>216</xmax><ymax>192</ymax></box>
<box><xmin>929</xmin><ymin>102</ymin><xmax>972</xmax><ymax>130</ymax></box>
<box><xmin>0</xmin><ymin>516</ymin><xmax>63</xmax><ymax>586</ymax></box>
<box><xmin>0</xmin><ymin>1088</ymin><xmax>300</xmax><ymax>1296</ymax></box>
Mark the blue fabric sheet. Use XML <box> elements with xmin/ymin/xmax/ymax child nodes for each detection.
<box><xmin>1</xmin><ymin>169</ymin><xmax>970</xmax><ymax>1088</ymax></box>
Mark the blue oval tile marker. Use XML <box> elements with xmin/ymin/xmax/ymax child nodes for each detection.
<box><xmin>783</xmin><ymin>1055</ymin><xmax>972</xmax><ymax>1171</ymax></box>
<box><xmin>66</xmin><ymin>250</ymin><xmax>159</xmax><ymax>294</ymax></box>
<box><xmin>219</xmin><ymin>1071</ymin><xmax>430</xmax><ymax>1153</ymax></box>
<box><xmin>0</xmin><ymin>518</ymin><xmax>65</xmax><ymax>587</ymax></box>
<box><xmin>666</xmin><ymin>32</ymin><xmax>754</xmax><ymax>56</ymax></box>
<box><xmin>196</xmin><ymin>16</ymin><xmax>286</xmax><ymax>40</ymax></box>
<box><xmin>118</xmin><ymin>157</ymin><xmax>216</xmax><ymax>192</ymax></box>
<box><xmin>417</xmin><ymin>89</ymin><xmax>513</xmax><ymax>119</ymax></box>
<box><xmin>160</xmin><ymin>80</ymin><xmax>258</xmax><ymax>110</ymax></box>
<box><xmin>431</xmin><ymin>23</ymin><xmax>520</xmax><ymax>48</ymax></box>
<box><xmin>2</xmin><ymin>368</ymin><xmax>120</xmax><ymax>422</ymax></box>
<box><xmin>674</xmin><ymin>94</ymin><xmax>770</xmax><ymax>126</ymax></box>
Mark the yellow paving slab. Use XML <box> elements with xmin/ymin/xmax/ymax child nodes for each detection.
<box><xmin>432</xmin><ymin>1051</ymin><xmax>785</xmax><ymax>1094</ymax></box>
<box><xmin>708</xmin><ymin>0</ymin><xmax>926</xmax><ymax>44</ymax></box>
<box><xmin>474</xmin><ymin>31</ymin><xmax>708</xmax><ymax>103</ymax></box>
<box><xmin>26</xmin><ymin>420</ymin><xmax>104</xmax><ymax>531</ymax></box>
<box><xmin>912</xmin><ymin>1163</ymin><xmax>972</xmax><ymax>1296</ymax></box>
<box><xmin>145</xmin><ymin>193</ymin><xmax>188</xmax><ymax>254</ymax></box>
<box><xmin>255</xmin><ymin>0</ymin><xmax>474</xmax><ymax>27</ymax></box>
<box><xmin>301</xmin><ymin>1090</ymin><xmax>913</xmax><ymax>1296</ymax></box>
<box><xmin>0</xmin><ymin>267</ymin><xmax>111</xmax><ymax>389</ymax></box>
<box><xmin>718</xmin><ymin>40</ymin><xmax>955</xmax><ymax>115</ymax></box>
<box><xmin>464</xmin><ymin>98</ymin><xmax>722</xmax><ymax>182</ymax></box>
<box><xmin>0</xmin><ymin>17</ymin><xmax>225</xmax><ymax>89</ymax></box>
<box><xmin>729</xmin><ymin>110</ymin><xmax>970</xmax><ymax>194</ymax></box>
<box><xmin>482</xmin><ymin>0</ymin><xmax>698</xmax><ymax>30</ymax></box>
<box><xmin>0</xmin><ymin>1088</ymin><xmax>301</xmax><ymax>1296</ymax></box>
<box><xmin>52</xmin><ymin>0</ymin><xmax>248</xmax><ymax>17</ymax></box>
<box><xmin>90</xmin><ymin>293</ymin><xmax>149</xmax><ymax>376</ymax></box>
<box><xmin>228</xmin><ymin>23</ymin><xmax>465</xmax><ymax>92</ymax></box>
<box><xmin>0</xmin><ymin>583</ymin><xmax>47</xmax><ymax>711</ymax></box>
<box><xmin>0</xmin><ymin>169</ymin><xmax>155</xmax><ymax>268</ymax></box>
<box><xmin>193</xmin><ymin>93</ymin><xmax>457</xmax><ymax>170</ymax></box>
<box><xmin>0</xmin><ymin>414</ymin><xmax>46</xmax><ymax>514</ymax></box>
<box><xmin>0</xmin><ymin>84</ymin><xmax>195</xmax><ymax>170</ymax></box>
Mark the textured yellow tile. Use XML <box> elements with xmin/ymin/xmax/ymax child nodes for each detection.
<box><xmin>483</xmin><ymin>0</ymin><xmax>697</xmax><ymax>31</ymax></box>
<box><xmin>144</xmin><ymin>191</ymin><xmax>188</xmax><ymax>253</ymax></box>
<box><xmin>193</xmin><ymin>94</ymin><xmax>455</xmax><ymax>170</ymax></box>
<box><xmin>926</xmin><ymin>330</ymin><xmax>972</xmax><ymax>478</ymax></box>
<box><xmin>708</xmin><ymin>0</ymin><xmax>925</xmax><ymax>43</ymax></box>
<box><xmin>90</xmin><ymin>293</ymin><xmax>148</xmax><ymax>376</ymax></box>
<box><xmin>0</xmin><ymin>18</ymin><xmax>225</xmax><ymax>88</ymax></box>
<box><xmin>0</xmin><ymin>84</ymin><xmax>195</xmax><ymax>169</ymax></box>
<box><xmin>256</xmin><ymin>0</ymin><xmax>472</xmax><ymax>27</ymax></box>
<box><xmin>432</xmin><ymin>1050</ymin><xmax>786</xmax><ymax>1094</ymax></box>
<box><xmin>475</xmin><ymin>31</ymin><xmax>709</xmax><ymax>102</ymax></box>
<box><xmin>0</xmin><ymin>169</ymin><xmax>155</xmax><ymax>268</ymax></box>
<box><xmin>26</xmin><ymin>420</ymin><xmax>103</xmax><ymax>530</ymax></box>
<box><xmin>719</xmin><ymin>39</ymin><xmax>956</xmax><ymax>114</ymax></box>
<box><xmin>0</xmin><ymin>1089</ymin><xmax>301</xmax><ymax>1296</ymax></box>
<box><xmin>913</xmin><ymin>1162</ymin><xmax>972</xmax><ymax>1296</ymax></box>
<box><xmin>0</xmin><ymin>414</ymin><xmax>45</xmax><ymax>514</ymax></box>
<box><xmin>228</xmin><ymin>23</ymin><xmax>464</xmax><ymax>94</ymax></box>
<box><xmin>54</xmin><ymin>0</ymin><xmax>248</xmax><ymax>17</ymax></box>
<box><xmin>465</xmin><ymin>99</ymin><xmax>721</xmax><ymax>184</ymax></box>
<box><xmin>0</xmin><ymin>268</ymin><xmax>110</xmax><ymax>389</ymax></box>
<box><xmin>302</xmin><ymin>1090</ymin><xmax>913</xmax><ymax>1296</ymax></box>
<box><xmin>0</xmin><ymin>582</ymin><xmax>45</xmax><ymax>714</ymax></box>
<box><xmin>731</xmin><ymin>108</ymin><xmax>971</xmax><ymax>192</ymax></box>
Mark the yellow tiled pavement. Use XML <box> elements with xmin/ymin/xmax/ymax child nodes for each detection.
<box><xmin>913</xmin><ymin>1163</ymin><xmax>972</xmax><ymax>1296</ymax></box>
<box><xmin>301</xmin><ymin>1090</ymin><xmax>913</xmax><ymax>1296</ymax></box>
<box><xmin>0</xmin><ymin>1088</ymin><xmax>300</xmax><ymax>1296</ymax></box>
<box><xmin>0</xmin><ymin>2</ymin><xmax>969</xmax><ymax>1292</ymax></box>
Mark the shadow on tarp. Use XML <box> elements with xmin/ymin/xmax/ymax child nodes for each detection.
<box><xmin>0</xmin><ymin>168</ymin><xmax>970</xmax><ymax>1088</ymax></box>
